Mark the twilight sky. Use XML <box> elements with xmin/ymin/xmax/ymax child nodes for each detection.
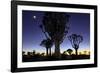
<box><xmin>22</xmin><ymin>10</ymin><xmax>90</xmax><ymax>53</ymax></box>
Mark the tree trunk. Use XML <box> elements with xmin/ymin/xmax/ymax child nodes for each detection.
<box><xmin>55</xmin><ymin>40</ymin><xmax>60</xmax><ymax>58</ymax></box>
<box><xmin>46</xmin><ymin>48</ymin><xmax>48</xmax><ymax>56</ymax></box>
<box><xmin>75</xmin><ymin>48</ymin><xmax>78</xmax><ymax>55</ymax></box>
<box><xmin>50</xmin><ymin>48</ymin><xmax>51</xmax><ymax>56</ymax></box>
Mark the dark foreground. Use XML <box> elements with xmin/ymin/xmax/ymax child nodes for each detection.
<box><xmin>22</xmin><ymin>54</ymin><xmax>90</xmax><ymax>62</ymax></box>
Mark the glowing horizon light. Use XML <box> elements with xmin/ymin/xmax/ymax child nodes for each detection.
<box><xmin>23</xmin><ymin>48</ymin><xmax>90</xmax><ymax>55</ymax></box>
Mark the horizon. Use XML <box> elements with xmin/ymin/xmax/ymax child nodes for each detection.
<box><xmin>23</xmin><ymin>48</ymin><xmax>90</xmax><ymax>54</ymax></box>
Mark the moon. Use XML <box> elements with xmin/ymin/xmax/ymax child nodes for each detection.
<box><xmin>33</xmin><ymin>16</ymin><xmax>36</xmax><ymax>19</ymax></box>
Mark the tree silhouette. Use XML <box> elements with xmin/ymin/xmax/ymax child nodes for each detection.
<box><xmin>79</xmin><ymin>52</ymin><xmax>82</xmax><ymax>55</ymax></box>
<box><xmin>63</xmin><ymin>51</ymin><xmax>67</xmax><ymax>55</ymax></box>
<box><xmin>32</xmin><ymin>50</ymin><xmax>36</xmax><ymax>56</ymax></box>
<box><xmin>41</xmin><ymin>12</ymin><xmax>70</xmax><ymax>58</ymax></box>
<box><xmin>27</xmin><ymin>52</ymin><xmax>31</xmax><ymax>56</ymax></box>
<box><xmin>22</xmin><ymin>51</ymin><xmax>25</xmax><ymax>55</ymax></box>
<box><xmin>41</xmin><ymin>53</ymin><xmax>45</xmax><ymax>56</ymax></box>
<box><xmin>67</xmin><ymin>49</ymin><xmax>73</xmax><ymax>55</ymax></box>
<box><xmin>84</xmin><ymin>51</ymin><xmax>87</xmax><ymax>55</ymax></box>
<box><xmin>68</xmin><ymin>34</ymin><xmax>83</xmax><ymax>55</ymax></box>
<box><xmin>40</xmin><ymin>38</ymin><xmax>53</xmax><ymax>56</ymax></box>
<box><xmin>88</xmin><ymin>51</ymin><xmax>90</xmax><ymax>55</ymax></box>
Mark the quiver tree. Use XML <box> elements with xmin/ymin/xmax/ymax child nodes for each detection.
<box><xmin>40</xmin><ymin>38</ymin><xmax>53</xmax><ymax>56</ymax></box>
<box><xmin>40</xmin><ymin>12</ymin><xmax>70</xmax><ymax>58</ymax></box>
<box><xmin>68</xmin><ymin>34</ymin><xmax>83</xmax><ymax>55</ymax></box>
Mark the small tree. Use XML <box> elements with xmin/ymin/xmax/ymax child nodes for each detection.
<box><xmin>63</xmin><ymin>51</ymin><xmax>67</xmax><ymax>55</ymax></box>
<box><xmin>41</xmin><ymin>53</ymin><xmax>45</xmax><ymax>56</ymax></box>
<box><xmin>67</xmin><ymin>49</ymin><xmax>73</xmax><ymax>55</ymax></box>
<box><xmin>79</xmin><ymin>52</ymin><xmax>82</xmax><ymax>55</ymax></box>
<box><xmin>27</xmin><ymin>52</ymin><xmax>31</xmax><ymax>56</ymax></box>
<box><xmin>88</xmin><ymin>51</ymin><xmax>90</xmax><ymax>55</ymax></box>
<box><xmin>68</xmin><ymin>34</ymin><xmax>83</xmax><ymax>55</ymax></box>
<box><xmin>32</xmin><ymin>50</ymin><xmax>36</xmax><ymax>56</ymax></box>
<box><xmin>22</xmin><ymin>51</ymin><xmax>25</xmax><ymax>55</ymax></box>
<box><xmin>40</xmin><ymin>38</ymin><xmax>53</xmax><ymax>56</ymax></box>
<box><xmin>84</xmin><ymin>51</ymin><xmax>87</xmax><ymax>55</ymax></box>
